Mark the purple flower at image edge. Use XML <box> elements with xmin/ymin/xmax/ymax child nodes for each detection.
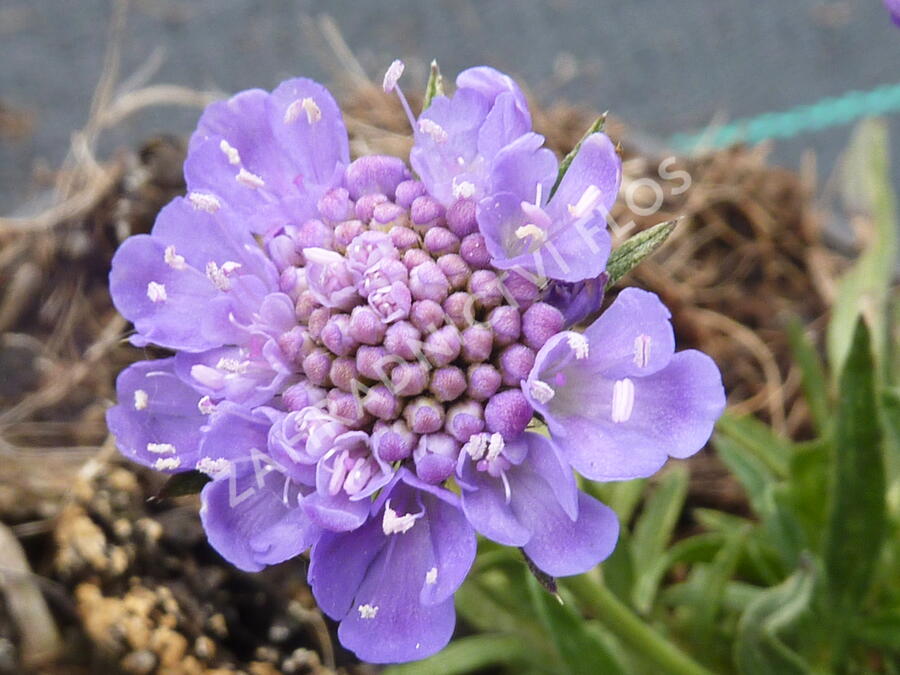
<box><xmin>887</xmin><ymin>0</ymin><xmax>900</xmax><ymax>26</ymax></box>
<box><xmin>104</xmin><ymin>61</ymin><xmax>726</xmax><ymax>663</ymax></box>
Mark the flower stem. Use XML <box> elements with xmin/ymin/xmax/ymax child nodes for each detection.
<box><xmin>564</xmin><ymin>574</ymin><xmax>714</xmax><ymax>675</ymax></box>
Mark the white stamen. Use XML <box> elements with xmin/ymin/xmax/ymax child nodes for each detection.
<box><xmin>236</xmin><ymin>167</ymin><xmax>265</xmax><ymax>189</ymax></box>
<box><xmin>215</xmin><ymin>357</ymin><xmax>247</xmax><ymax>374</ymax></box>
<box><xmin>534</xmin><ymin>182</ymin><xmax>544</xmax><ymax>207</ymax></box>
<box><xmin>188</xmin><ymin>191</ymin><xmax>221</xmax><ymax>213</ymax></box>
<box><xmin>300</xmin><ymin>97</ymin><xmax>322</xmax><ymax>124</ymax></box>
<box><xmin>154</xmin><ymin>457</ymin><xmax>182</xmax><ymax>471</ymax></box>
<box><xmin>205</xmin><ymin>261</ymin><xmax>241</xmax><ymax>291</ymax></box>
<box><xmin>567</xmin><ymin>333</ymin><xmax>589</xmax><ymax>359</ymax></box>
<box><xmin>463</xmin><ymin>433</ymin><xmax>489</xmax><ymax>461</ymax></box>
<box><xmin>633</xmin><ymin>334</ymin><xmax>652</xmax><ymax>368</ymax></box>
<box><xmin>146</xmin><ymin>281</ymin><xmax>167</xmax><ymax>303</ymax></box>
<box><xmin>452</xmin><ymin>181</ymin><xmax>476</xmax><ymax>199</ymax></box>
<box><xmin>164</xmin><ymin>245</ymin><xmax>186</xmax><ymax>270</ymax></box>
<box><xmin>528</xmin><ymin>380</ymin><xmax>555</xmax><ymax>404</ymax></box>
<box><xmin>418</xmin><ymin>118</ymin><xmax>448</xmax><ymax>143</ymax></box>
<box><xmin>133</xmin><ymin>389</ymin><xmax>149</xmax><ymax>410</ymax></box>
<box><xmin>358</xmin><ymin>604</ymin><xmax>379</xmax><ymax>619</ymax></box>
<box><xmin>382</xmin><ymin>59</ymin><xmax>405</xmax><ymax>93</ymax></box>
<box><xmin>456</xmin><ymin>156</ymin><xmax>465</xmax><ymax>166</ymax></box>
<box><xmin>197</xmin><ymin>396</ymin><xmax>216</xmax><ymax>415</ymax></box>
<box><xmin>486</xmin><ymin>433</ymin><xmax>505</xmax><ymax>461</ymax></box>
<box><xmin>611</xmin><ymin>378</ymin><xmax>635</xmax><ymax>423</ymax></box>
<box><xmin>219</xmin><ymin>139</ymin><xmax>241</xmax><ymax>165</ymax></box>
<box><xmin>567</xmin><ymin>184</ymin><xmax>603</xmax><ymax>219</ymax></box>
<box><xmin>500</xmin><ymin>470</ymin><xmax>512</xmax><ymax>504</ymax></box>
<box><xmin>147</xmin><ymin>442</ymin><xmax>176</xmax><ymax>455</ymax></box>
<box><xmin>515</xmin><ymin>224</ymin><xmax>547</xmax><ymax>244</ymax></box>
<box><xmin>283</xmin><ymin>99</ymin><xmax>304</xmax><ymax>124</ymax></box>
<box><xmin>382</xmin><ymin>500</ymin><xmax>418</xmax><ymax>535</ymax></box>
<box><xmin>196</xmin><ymin>457</ymin><xmax>231</xmax><ymax>477</ymax></box>
<box><xmin>425</xmin><ymin>567</ymin><xmax>438</xmax><ymax>585</ymax></box>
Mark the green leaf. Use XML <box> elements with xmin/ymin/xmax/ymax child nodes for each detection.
<box><xmin>605</xmin><ymin>220</ymin><xmax>678</xmax><ymax>287</ymax></box>
<box><xmin>382</xmin><ymin>634</ymin><xmax>537</xmax><ymax>675</ymax></box>
<box><xmin>548</xmin><ymin>115</ymin><xmax>606</xmax><ymax>200</ymax></box>
<box><xmin>713</xmin><ymin>435</ymin><xmax>778</xmax><ymax>518</ymax></box>
<box><xmin>422</xmin><ymin>60</ymin><xmax>445</xmax><ymax>110</ymax></box>
<box><xmin>786</xmin><ymin>318</ymin><xmax>831</xmax><ymax>437</ymax></box>
<box><xmin>827</xmin><ymin>119</ymin><xmax>898</xmax><ymax>375</ymax></box>
<box><xmin>851</xmin><ymin>610</ymin><xmax>900</xmax><ymax>652</ymax></box>
<box><xmin>630</xmin><ymin>466</ymin><xmax>689</xmax><ymax>612</ymax></box>
<box><xmin>585</xmin><ymin>478</ymin><xmax>646</xmax><ymax>524</ymax></box>
<box><xmin>150</xmin><ymin>470</ymin><xmax>211</xmax><ymax>502</ymax></box>
<box><xmin>824</xmin><ymin>319</ymin><xmax>886</xmax><ymax>621</ymax></box>
<box><xmin>525</xmin><ymin>574</ymin><xmax>628</xmax><ymax>675</ymax></box>
<box><xmin>716</xmin><ymin>414</ymin><xmax>791</xmax><ymax>478</ymax></box>
<box><xmin>734</xmin><ymin>565</ymin><xmax>817</xmax><ymax>675</ymax></box>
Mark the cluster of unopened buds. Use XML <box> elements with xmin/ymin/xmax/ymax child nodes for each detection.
<box><xmin>107</xmin><ymin>61</ymin><xmax>725</xmax><ymax>662</ymax></box>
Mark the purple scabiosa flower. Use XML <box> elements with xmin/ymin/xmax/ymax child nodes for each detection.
<box><xmin>886</xmin><ymin>0</ymin><xmax>900</xmax><ymax>26</ymax></box>
<box><xmin>106</xmin><ymin>62</ymin><xmax>724</xmax><ymax>664</ymax></box>
<box><xmin>523</xmin><ymin>288</ymin><xmax>726</xmax><ymax>481</ymax></box>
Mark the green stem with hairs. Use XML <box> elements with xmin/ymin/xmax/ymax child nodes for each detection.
<box><xmin>564</xmin><ymin>574</ymin><xmax>714</xmax><ymax>675</ymax></box>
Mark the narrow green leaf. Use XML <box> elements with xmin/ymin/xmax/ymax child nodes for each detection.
<box><xmin>548</xmin><ymin>114</ymin><xmax>606</xmax><ymax>200</ymax></box>
<box><xmin>383</xmin><ymin>634</ymin><xmax>536</xmax><ymax>675</ymax></box>
<box><xmin>851</xmin><ymin>610</ymin><xmax>900</xmax><ymax>652</ymax></box>
<box><xmin>824</xmin><ymin>319</ymin><xmax>886</xmax><ymax>622</ymax></box>
<box><xmin>827</xmin><ymin>119</ymin><xmax>898</xmax><ymax>374</ymax></box>
<box><xmin>734</xmin><ymin>565</ymin><xmax>817</xmax><ymax>675</ymax></box>
<box><xmin>605</xmin><ymin>220</ymin><xmax>678</xmax><ymax>287</ymax></box>
<box><xmin>422</xmin><ymin>60</ymin><xmax>444</xmax><ymax>110</ymax></box>
<box><xmin>525</xmin><ymin>574</ymin><xmax>628</xmax><ymax>675</ymax></box>
<box><xmin>630</xmin><ymin>466</ymin><xmax>689</xmax><ymax>612</ymax></box>
<box><xmin>786</xmin><ymin>318</ymin><xmax>831</xmax><ymax>437</ymax></box>
<box><xmin>716</xmin><ymin>413</ymin><xmax>791</xmax><ymax>478</ymax></box>
<box><xmin>714</xmin><ymin>435</ymin><xmax>778</xmax><ymax>518</ymax></box>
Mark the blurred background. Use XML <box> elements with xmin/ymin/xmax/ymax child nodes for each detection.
<box><xmin>3</xmin><ymin>0</ymin><xmax>900</xmax><ymax>215</ymax></box>
<box><xmin>1</xmin><ymin>2</ymin><xmax>899</xmax><ymax>674</ymax></box>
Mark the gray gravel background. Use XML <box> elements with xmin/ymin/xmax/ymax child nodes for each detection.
<box><xmin>2</xmin><ymin>0</ymin><xmax>900</xmax><ymax>216</ymax></box>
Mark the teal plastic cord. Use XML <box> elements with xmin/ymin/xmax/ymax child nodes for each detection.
<box><xmin>669</xmin><ymin>81</ymin><xmax>900</xmax><ymax>154</ymax></box>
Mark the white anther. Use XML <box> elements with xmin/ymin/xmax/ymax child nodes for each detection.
<box><xmin>197</xmin><ymin>396</ymin><xmax>216</xmax><ymax>415</ymax></box>
<box><xmin>452</xmin><ymin>181</ymin><xmax>476</xmax><ymax>199</ymax></box>
<box><xmin>236</xmin><ymin>167</ymin><xmax>265</xmax><ymax>189</ymax></box>
<box><xmin>196</xmin><ymin>457</ymin><xmax>231</xmax><ymax>477</ymax></box>
<box><xmin>611</xmin><ymin>378</ymin><xmax>635</xmax><ymax>423</ymax></box>
<box><xmin>283</xmin><ymin>99</ymin><xmax>304</xmax><ymax>124</ymax></box>
<box><xmin>633</xmin><ymin>334</ymin><xmax>652</xmax><ymax>368</ymax></box>
<box><xmin>567</xmin><ymin>184</ymin><xmax>603</xmax><ymax>219</ymax></box>
<box><xmin>486</xmin><ymin>433</ymin><xmax>505</xmax><ymax>461</ymax></box>
<box><xmin>567</xmin><ymin>333</ymin><xmax>589</xmax><ymax>359</ymax></box>
<box><xmin>146</xmin><ymin>442</ymin><xmax>176</xmax><ymax>455</ymax></box>
<box><xmin>133</xmin><ymin>389</ymin><xmax>149</xmax><ymax>410</ymax></box>
<box><xmin>219</xmin><ymin>139</ymin><xmax>241</xmax><ymax>165</ymax></box>
<box><xmin>154</xmin><ymin>457</ymin><xmax>182</xmax><ymax>471</ymax></box>
<box><xmin>358</xmin><ymin>604</ymin><xmax>379</xmax><ymax>619</ymax></box>
<box><xmin>188</xmin><ymin>191</ymin><xmax>221</xmax><ymax>213</ymax></box>
<box><xmin>382</xmin><ymin>500</ymin><xmax>418</xmax><ymax>535</ymax></box>
<box><xmin>164</xmin><ymin>245</ymin><xmax>186</xmax><ymax>270</ymax></box>
<box><xmin>528</xmin><ymin>380</ymin><xmax>555</xmax><ymax>404</ymax></box>
<box><xmin>382</xmin><ymin>59</ymin><xmax>405</xmax><ymax>93</ymax></box>
<box><xmin>205</xmin><ymin>261</ymin><xmax>240</xmax><ymax>291</ymax></box>
<box><xmin>146</xmin><ymin>281</ymin><xmax>167</xmax><ymax>303</ymax></box>
<box><xmin>418</xmin><ymin>118</ymin><xmax>448</xmax><ymax>143</ymax></box>
<box><xmin>215</xmin><ymin>357</ymin><xmax>247</xmax><ymax>374</ymax></box>
<box><xmin>425</xmin><ymin>567</ymin><xmax>438</xmax><ymax>585</ymax></box>
<box><xmin>463</xmin><ymin>433</ymin><xmax>489</xmax><ymax>461</ymax></box>
<box><xmin>515</xmin><ymin>224</ymin><xmax>547</xmax><ymax>245</ymax></box>
<box><xmin>301</xmin><ymin>97</ymin><xmax>322</xmax><ymax>123</ymax></box>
